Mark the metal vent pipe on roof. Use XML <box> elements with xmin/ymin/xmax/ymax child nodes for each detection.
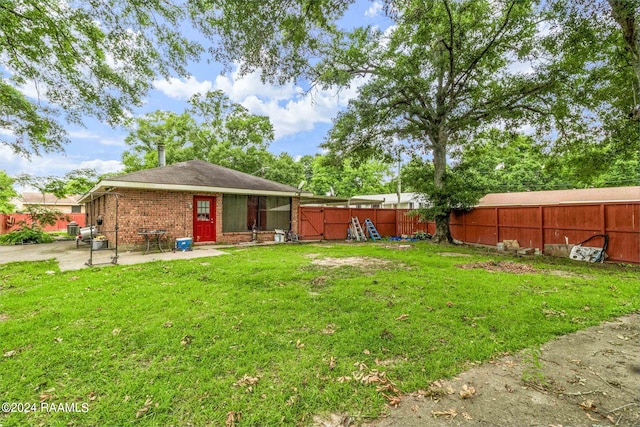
<box><xmin>158</xmin><ymin>144</ymin><xmax>166</xmax><ymax>167</ymax></box>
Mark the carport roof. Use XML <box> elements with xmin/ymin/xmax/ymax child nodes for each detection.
<box><xmin>79</xmin><ymin>160</ymin><xmax>312</xmax><ymax>201</ymax></box>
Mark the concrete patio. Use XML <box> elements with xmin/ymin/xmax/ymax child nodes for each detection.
<box><xmin>0</xmin><ymin>240</ymin><xmax>230</xmax><ymax>271</ymax></box>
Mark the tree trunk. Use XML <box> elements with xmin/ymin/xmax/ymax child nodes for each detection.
<box><xmin>431</xmin><ymin>130</ymin><xmax>453</xmax><ymax>243</ymax></box>
<box><xmin>433</xmin><ymin>213</ymin><xmax>452</xmax><ymax>243</ymax></box>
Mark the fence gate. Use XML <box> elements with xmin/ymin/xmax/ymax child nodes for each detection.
<box><xmin>298</xmin><ymin>207</ymin><xmax>324</xmax><ymax>240</ymax></box>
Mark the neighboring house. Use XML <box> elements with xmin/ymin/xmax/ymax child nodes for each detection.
<box><xmin>77</xmin><ymin>160</ymin><xmax>313</xmax><ymax>247</ymax></box>
<box><xmin>323</xmin><ymin>192</ymin><xmax>428</xmax><ymax>209</ymax></box>
<box><xmin>11</xmin><ymin>193</ymin><xmax>85</xmax><ymax>214</ymax></box>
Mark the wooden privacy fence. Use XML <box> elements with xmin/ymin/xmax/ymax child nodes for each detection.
<box><xmin>450</xmin><ymin>203</ymin><xmax>639</xmax><ymax>264</ymax></box>
<box><xmin>0</xmin><ymin>213</ymin><xmax>86</xmax><ymax>235</ymax></box>
<box><xmin>298</xmin><ymin>202</ymin><xmax>639</xmax><ymax>264</ymax></box>
<box><xmin>298</xmin><ymin>207</ymin><xmax>431</xmax><ymax>241</ymax></box>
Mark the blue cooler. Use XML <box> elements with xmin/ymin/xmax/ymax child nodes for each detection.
<box><xmin>176</xmin><ymin>237</ymin><xmax>193</xmax><ymax>251</ymax></box>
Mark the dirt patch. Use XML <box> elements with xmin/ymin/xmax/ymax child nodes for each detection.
<box><xmin>314</xmin><ymin>314</ymin><xmax>640</xmax><ymax>427</ymax></box>
<box><xmin>0</xmin><ymin>313</ymin><xmax>9</xmax><ymax>322</ymax></box>
<box><xmin>359</xmin><ymin>313</ymin><xmax>639</xmax><ymax>427</ymax></box>
<box><xmin>458</xmin><ymin>261</ymin><xmax>537</xmax><ymax>274</ymax></box>
<box><xmin>311</xmin><ymin>257</ymin><xmax>390</xmax><ymax>269</ymax></box>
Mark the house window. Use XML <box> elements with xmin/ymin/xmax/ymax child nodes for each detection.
<box><xmin>71</xmin><ymin>205</ymin><xmax>82</xmax><ymax>213</ymax></box>
<box><xmin>223</xmin><ymin>195</ymin><xmax>291</xmax><ymax>232</ymax></box>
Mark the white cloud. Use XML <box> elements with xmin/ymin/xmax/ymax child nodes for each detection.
<box><xmin>151</xmin><ymin>67</ymin><xmax>368</xmax><ymax>141</ymax></box>
<box><xmin>365</xmin><ymin>1</ymin><xmax>383</xmax><ymax>18</ymax></box>
<box><xmin>153</xmin><ymin>76</ymin><xmax>213</xmax><ymax>100</ymax></box>
<box><xmin>212</xmin><ymin>69</ymin><xmax>368</xmax><ymax>139</ymax></box>
<box><xmin>78</xmin><ymin>159</ymin><xmax>124</xmax><ymax>175</ymax></box>
<box><xmin>68</xmin><ymin>130</ymin><xmax>126</xmax><ymax>147</ymax></box>
<box><xmin>0</xmin><ymin>145</ymin><xmax>123</xmax><ymax>180</ymax></box>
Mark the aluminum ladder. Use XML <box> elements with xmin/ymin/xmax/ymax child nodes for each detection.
<box><xmin>350</xmin><ymin>217</ymin><xmax>367</xmax><ymax>241</ymax></box>
<box><xmin>364</xmin><ymin>218</ymin><xmax>382</xmax><ymax>241</ymax></box>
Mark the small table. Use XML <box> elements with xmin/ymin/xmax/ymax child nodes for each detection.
<box><xmin>138</xmin><ymin>229</ymin><xmax>167</xmax><ymax>254</ymax></box>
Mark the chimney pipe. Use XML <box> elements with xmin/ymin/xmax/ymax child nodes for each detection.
<box><xmin>158</xmin><ymin>144</ymin><xmax>166</xmax><ymax>167</ymax></box>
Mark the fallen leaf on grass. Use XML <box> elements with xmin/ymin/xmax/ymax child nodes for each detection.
<box><xmin>286</xmin><ymin>395</ymin><xmax>297</xmax><ymax>406</ymax></box>
<box><xmin>320</xmin><ymin>324</ymin><xmax>336</xmax><ymax>335</ymax></box>
<box><xmin>163</xmin><ymin>321</ymin><xmax>173</xmax><ymax>328</ymax></box>
<box><xmin>295</xmin><ymin>339</ymin><xmax>305</xmax><ymax>349</ymax></box>
<box><xmin>39</xmin><ymin>393</ymin><xmax>53</xmax><ymax>402</ymax></box>
<box><xmin>354</xmin><ymin>361</ymin><xmax>368</xmax><ymax>371</ymax></box>
<box><xmin>363</xmin><ymin>349</ymin><xmax>370</xmax><ymax>355</ymax></box>
<box><xmin>395</xmin><ymin>314</ymin><xmax>409</xmax><ymax>321</ymax></box>
<box><xmin>112</xmin><ymin>328</ymin><xmax>121</xmax><ymax>336</ymax></box>
<box><xmin>329</xmin><ymin>356</ymin><xmax>336</xmax><ymax>370</ymax></box>
<box><xmin>431</xmin><ymin>409</ymin><xmax>457</xmax><ymax>419</ymax></box>
<box><xmin>181</xmin><ymin>335</ymin><xmax>193</xmax><ymax>347</ymax></box>
<box><xmin>135</xmin><ymin>398</ymin><xmax>153</xmax><ymax>418</ymax></box>
<box><xmin>233</xmin><ymin>374</ymin><xmax>259</xmax><ymax>388</ymax></box>
<box><xmin>376</xmin><ymin>383</ymin><xmax>400</xmax><ymax>394</ymax></box>
<box><xmin>3</xmin><ymin>350</ymin><xmax>17</xmax><ymax>357</ymax></box>
<box><xmin>225</xmin><ymin>411</ymin><xmax>239</xmax><ymax>427</ymax></box>
<box><xmin>88</xmin><ymin>391</ymin><xmax>97</xmax><ymax>401</ymax></box>
<box><xmin>54</xmin><ymin>337</ymin><xmax>63</xmax><ymax>343</ymax></box>
<box><xmin>383</xmin><ymin>393</ymin><xmax>401</xmax><ymax>408</ymax></box>
<box><xmin>336</xmin><ymin>376</ymin><xmax>352</xmax><ymax>383</ymax></box>
<box><xmin>459</xmin><ymin>384</ymin><xmax>476</xmax><ymax>399</ymax></box>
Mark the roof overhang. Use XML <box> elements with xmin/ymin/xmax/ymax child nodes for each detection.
<box><xmin>77</xmin><ymin>180</ymin><xmax>313</xmax><ymax>203</ymax></box>
<box><xmin>300</xmin><ymin>195</ymin><xmax>387</xmax><ymax>206</ymax></box>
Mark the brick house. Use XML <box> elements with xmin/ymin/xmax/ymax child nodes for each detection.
<box><xmin>78</xmin><ymin>160</ymin><xmax>312</xmax><ymax>248</ymax></box>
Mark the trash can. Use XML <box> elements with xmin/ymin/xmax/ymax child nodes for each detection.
<box><xmin>67</xmin><ymin>221</ymin><xmax>80</xmax><ymax>236</ymax></box>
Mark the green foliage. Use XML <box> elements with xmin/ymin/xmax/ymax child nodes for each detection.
<box><xmin>521</xmin><ymin>345</ymin><xmax>546</xmax><ymax>385</ymax></box>
<box><xmin>122</xmin><ymin>90</ymin><xmax>275</xmax><ymax>174</ymax></box>
<box><xmin>306</xmin><ymin>155</ymin><xmax>393</xmax><ymax>197</ymax></box>
<box><xmin>1</xmin><ymin>0</ymin><xmax>202</xmax><ymax>157</ymax></box>
<box><xmin>401</xmin><ymin>156</ymin><xmax>485</xmax><ymax>220</ymax></box>
<box><xmin>0</xmin><ymin>223</ymin><xmax>53</xmax><ymax>245</ymax></box>
<box><xmin>0</xmin><ymin>170</ymin><xmax>17</xmax><ymax>213</ymax></box>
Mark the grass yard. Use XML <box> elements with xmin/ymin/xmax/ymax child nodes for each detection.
<box><xmin>1</xmin><ymin>243</ymin><xmax>638</xmax><ymax>426</ymax></box>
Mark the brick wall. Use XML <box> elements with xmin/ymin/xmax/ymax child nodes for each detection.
<box><xmin>84</xmin><ymin>189</ymin><xmax>301</xmax><ymax>248</ymax></box>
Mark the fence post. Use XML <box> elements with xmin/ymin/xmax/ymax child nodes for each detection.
<box><xmin>539</xmin><ymin>206</ymin><xmax>544</xmax><ymax>252</ymax></box>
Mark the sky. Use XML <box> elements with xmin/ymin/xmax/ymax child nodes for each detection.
<box><xmin>2</xmin><ymin>1</ymin><xmax>391</xmax><ymax>184</ymax></box>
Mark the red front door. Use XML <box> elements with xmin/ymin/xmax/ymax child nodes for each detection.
<box><xmin>193</xmin><ymin>196</ymin><xmax>216</xmax><ymax>242</ymax></box>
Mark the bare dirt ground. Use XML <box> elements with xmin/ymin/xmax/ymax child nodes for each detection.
<box><xmin>360</xmin><ymin>313</ymin><xmax>640</xmax><ymax>427</ymax></box>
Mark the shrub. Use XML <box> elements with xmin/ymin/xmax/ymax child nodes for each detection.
<box><xmin>0</xmin><ymin>224</ymin><xmax>54</xmax><ymax>245</ymax></box>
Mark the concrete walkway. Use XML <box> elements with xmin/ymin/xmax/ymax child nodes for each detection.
<box><xmin>0</xmin><ymin>240</ymin><xmax>229</xmax><ymax>271</ymax></box>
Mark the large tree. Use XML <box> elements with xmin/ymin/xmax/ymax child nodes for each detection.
<box><xmin>545</xmin><ymin>0</ymin><xmax>640</xmax><ymax>181</ymax></box>
<box><xmin>0</xmin><ymin>0</ymin><xmax>201</xmax><ymax>156</ymax></box>
<box><xmin>321</xmin><ymin>1</ymin><xmax>560</xmax><ymax>242</ymax></box>
<box><xmin>122</xmin><ymin>90</ymin><xmax>274</xmax><ymax>174</ymax></box>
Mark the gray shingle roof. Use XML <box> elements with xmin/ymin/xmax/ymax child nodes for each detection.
<box><xmin>108</xmin><ymin>160</ymin><xmax>301</xmax><ymax>193</ymax></box>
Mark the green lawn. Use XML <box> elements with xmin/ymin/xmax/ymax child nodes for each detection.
<box><xmin>1</xmin><ymin>243</ymin><xmax>638</xmax><ymax>426</ymax></box>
